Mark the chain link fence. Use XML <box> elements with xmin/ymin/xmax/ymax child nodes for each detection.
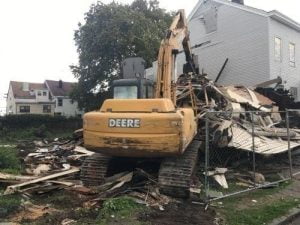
<box><xmin>201</xmin><ymin>109</ymin><xmax>300</xmax><ymax>201</ymax></box>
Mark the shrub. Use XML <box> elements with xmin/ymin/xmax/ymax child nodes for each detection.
<box><xmin>0</xmin><ymin>195</ymin><xmax>22</xmax><ymax>218</ymax></box>
<box><xmin>0</xmin><ymin>114</ymin><xmax>82</xmax><ymax>130</ymax></box>
<box><xmin>0</xmin><ymin>147</ymin><xmax>21</xmax><ymax>172</ymax></box>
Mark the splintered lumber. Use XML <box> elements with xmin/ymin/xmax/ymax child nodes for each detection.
<box><xmin>4</xmin><ymin>168</ymin><xmax>80</xmax><ymax>195</ymax></box>
<box><xmin>73</xmin><ymin>146</ymin><xmax>94</xmax><ymax>156</ymax></box>
<box><xmin>96</xmin><ymin>171</ymin><xmax>133</xmax><ymax>193</ymax></box>
<box><xmin>0</xmin><ymin>172</ymin><xmax>37</xmax><ymax>182</ymax></box>
<box><xmin>47</xmin><ymin>180</ymin><xmax>75</xmax><ymax>187</ymax></box>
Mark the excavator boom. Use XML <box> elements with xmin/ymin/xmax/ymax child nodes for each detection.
<box><xmin>155</xmin><ymin>10</ymin><xmax>195</xmax><ymax>103</ymax></box>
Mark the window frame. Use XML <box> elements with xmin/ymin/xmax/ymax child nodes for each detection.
<box><xmin>43</xmin><ymin>105</ymin><xmax>51</xmax><ymax>113</ymax></box>
<box><xmin>19</xmin><ymin>105</ymin><xmax>30</xmax><ymax>113</ymax></box>
<box><xmin>289</xmin><ymin>42</ymin><xmax>296</xmax><ymax>67</ymax></box>
<box><xmin>57</xmin><ymin>98</ymin><xmax>63</xmax><ymax>107</ymax></box>
<box><xmin>43</xmin><ymin>91</ymin><xmax>47</xmax><ymax>96</ymax></box>
<box><xmin>274</xmin><ymin>36</ymin><xmax>282</xmax><ymax>62</ymax></box>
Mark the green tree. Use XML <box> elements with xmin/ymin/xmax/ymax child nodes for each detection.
<box><xmin>71</xmin><ymin>0</ymin><xmax>173</xmax><ymax>111</ymax></box>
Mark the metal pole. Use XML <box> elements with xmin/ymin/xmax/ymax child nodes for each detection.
<box><xmin>286</xmin><ymin>110</ymin><xmax>293</xmax><ymax>178</ymax></box>
<box><xmin>205</xmin><ymin>178</ymin><xmax>291</xmax><ymax>203</ymax></box>
<box><xmin>205</xmin><ymin>113</ymin><xmax>210</xmax><ymax>199</ymax></box>
<box><xmin>251</xmin><ymin>112</ymin><xmax>256</xmax><ymax>187</ymax></box>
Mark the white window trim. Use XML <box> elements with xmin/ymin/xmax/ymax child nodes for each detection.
<box><xmin>274</xmin><ymin>36</ymin><xmax>282</xmax><ymax>62</ymax></box>
<box><xmin>289</xmin><ymin>42</ymin><xmax>296</xmax><ymax>67</ymax></box>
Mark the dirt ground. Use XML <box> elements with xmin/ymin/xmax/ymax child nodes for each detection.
<box><xmin>139</xmin><ymin>202</ymin><xmax>216</xmax><ymax>225</ymax></box>
<box><xmin>287</xmin><ymin>215</ymin><xmax>300</xmax><ymax>225</ymax></box>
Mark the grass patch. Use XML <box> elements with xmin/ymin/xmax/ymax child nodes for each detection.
<box><xmin>223</xmin><ymin>198</ymin><xmax>299</xmax><ymax>225</ymax></box>
<box><xmin>0</xmin><ymin>194</ymin><xmax>22</xmax><ymax>219</ymax></box>
<box><xmin>100</xmin><ymin>196</ymin><xmax>140</xmax><ymax>217</ymax></box>
<box><xmin>0</xmin><ymin>146</ymin><xmax>21</xmax><ymax>174</ymax></box>
<box><xmin>224</xmin><ymin>181</ymin><xmax>292</xmax><ymax>205</ymax></box>
<box><xmin>98</xmin><ymin>196</ymin><xmax>143</xmax><ymax>225</ymax></box>
<box><xmin>218</xmin><ymin>181</ymin><xmax>298</xmax><ymax>225</ymax></box>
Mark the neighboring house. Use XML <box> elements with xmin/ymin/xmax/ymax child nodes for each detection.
<box><xmin>6</xmin><ymin>81</ymin><xmax>55</xmax><ymax>115</ymax></box>
<box><xmin>6</xmin><ymin>80</ymin><xmax>83</xmax><ymax>117</ymax></box>
<box><xmin>45</xmin><ymin>80</ymin><xmax>83</xmax><ymax>117</ymax></box>
<box><xmin>147</xmin><ymin>0</ymin><xmax>300</xmax><ymax>101</ymax></box>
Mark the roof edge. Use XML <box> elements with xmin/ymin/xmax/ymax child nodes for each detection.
<box><xmin>268</xmin><ymin>10</ymin><xmax>300</xmax><ymax>32</ymax></box>
<box><xmin>188</xmin><ymin>0</ymin><xmax>269</xmax><ymax>21</ymax></box>
<box><xmin>188</xmin><ymin>0</ymin><xmax>300</xmax><ymax>32</ymax></box>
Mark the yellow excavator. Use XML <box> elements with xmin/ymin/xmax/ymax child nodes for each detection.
<box><xmin>81</xmin><ymin>10</ymin><xmax>201</xmax><ymax>197</ymax></box>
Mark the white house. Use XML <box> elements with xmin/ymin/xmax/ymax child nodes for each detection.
<box><xmin>147</xmin><ymin>0</ymin><xmax>300</xmax><ymax>101</ymax></box>
<box><xmin>176</xmin><ymin>0</ymin><xmax>300</xmax><ymax>100</ymax></box>
<box><xmin>6</xmin><ymin>81</ymin><xmax>55</xmax><ymax>115</ymax></box>
<box><xmin>45</xmin><ymin>80</ymin><xmax>83</xmax><ymax>117</ymax></box>
<box><xmin>6</xmin><ymin>80</ymin><xmax>83</xmax><ymax>117</ymax></box>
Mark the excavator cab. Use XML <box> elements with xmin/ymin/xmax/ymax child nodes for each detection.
<box><xmin>112</xmin><ymin>78</ymin><xmax>154</xmax><ymax>99</ymax></box>
<box><xmin>111</xmin><ymin>57</ymin><xmax>154</xmax><ymax>99</ymax></box>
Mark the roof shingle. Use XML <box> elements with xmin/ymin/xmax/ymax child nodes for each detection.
<box><xmin>10</xmin><ymin>81</ymin><xmax>46</xmax><ymax>99</ymax></box>
<box><xmin>45</xmin><ymin>80</ymin><xmax>76</xmax><ymax>97</ymax></box>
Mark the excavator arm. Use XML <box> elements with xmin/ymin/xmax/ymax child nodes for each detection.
<box><xmin>155</xmin><ymin>10</ymin><xmax>195</xmax><ymax>103</ymax></box>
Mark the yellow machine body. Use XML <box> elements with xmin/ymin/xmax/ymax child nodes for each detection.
<box><xmin>84</xmin><ymin>98</ymin><xmax>197</xmax><ymax>157</ymax></box>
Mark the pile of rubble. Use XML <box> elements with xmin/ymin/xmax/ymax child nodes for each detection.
<box><xmin>177</xmin><ymin>73</ymin><xmax>300</xmax><ymax>155</ymax></box>
<box><xmin>0</xmin><ymin>135</ymin><xmax>172</xmax><ymax>210</ymax></box>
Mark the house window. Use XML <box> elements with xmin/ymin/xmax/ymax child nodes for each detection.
<box><xmin>37</xmin><ymin>91</ymin><xmax>42</xmax><ymax>96</ymax></box>
<box><xmin>43</xmin><ymin>105</ymin><xmax>51</xmax><ymax>113</ymax></box>
<box><xmin>289</xmin><ymin>43</ymin><xmax>296</xmax><ymax>67</ymax></box>
<box><xmin>20</xmin><ymin>106</ymin><xmax>30</xmax><ymax>113</ymax></box>
<box><xmin>290</xmin><ymin>87</ymin><xmax>298</xmax><ymax>100</ymax></box>
<box><xmin>275</xmin><ymin>37</ymin><xmax>282</xmax><ymax>61</ymax></box>
<box><xmin>43</xmin><ymin>91</ymin><xmax>47</xmax><ymax>96</ymax></box>
<box><xmin>57</xmin><ymin>98</ymin><xmax>63</xmax><ymax>107</ymax></box>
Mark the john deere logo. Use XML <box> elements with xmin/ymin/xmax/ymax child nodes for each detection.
<box><xmin>109</xmin><ymin>119</ymin><xmax>140</xmax><ymax>128</ymax></box>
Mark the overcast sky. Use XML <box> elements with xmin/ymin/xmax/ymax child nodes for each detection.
<box><xmin>0</xmin><ymin>0</ymin><xmax>300</xmax><ymax>113</ymax></box>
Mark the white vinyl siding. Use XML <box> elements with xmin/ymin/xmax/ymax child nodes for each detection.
<box><xmin>269</xmin><ymin>18</ymin><xmax>300</xmax><ymax>101</ymax></box>
<box><xmin>176</xmin><ymin>1</ymin><xmax>270</xmax><ymax>86</ymax></box>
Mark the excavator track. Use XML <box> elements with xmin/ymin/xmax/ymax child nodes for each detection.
<box><xmin>80</xmin><ymin>153</ymin><xmax>111</xmax><ymax>187</ymax></box>
<box><xmin>158</xmin><ymin>140</ymin><xmax>201</xmax><ymax>198</ymax></box>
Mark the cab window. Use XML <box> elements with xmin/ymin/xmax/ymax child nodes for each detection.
<box><xmin>114</xmin><ymin>86</ymin><xmax>138</xmax><ymax>99</ymax></box>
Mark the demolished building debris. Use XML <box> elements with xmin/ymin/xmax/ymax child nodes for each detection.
<box><xmin>1</xmin><ymin>137</ymin><xmax>175</xmax><ymax>211</ymax></box>
<box><xmin>176</xmin><ymin>73</ymin><xmax>300</xmax><ymax>155</ymax></box>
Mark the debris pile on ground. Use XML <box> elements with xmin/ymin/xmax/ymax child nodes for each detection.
<box><xmin>176</xmin><ymin>73</ymin><xmax>300</xmax><ymax>155</ymax></box>
<box><xmin>0</xmin><ymin>137</ymin><xmax>174</xmax><ymax>213</ymax></box>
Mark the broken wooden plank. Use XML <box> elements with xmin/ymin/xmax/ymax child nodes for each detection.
<box><xmin>95</xmin><ymin>172</ymin><xmax>133</xmax><ymax>193</ymax></box>
<box><xmin>47</xmin><ymin>180</ymin><xmax>75</xmax><ymax>187</ymax></box>
<box><xmin>0</xmin><ymin>172</ymin><xmax>37</xmax><ymax>182</ymax></box>
<box><xmin>4</xmin><ymin>168</ymin><xmax>80</xmax><ymax>195</ymax></box>
<box><xmin>73</xmin><ymin>146</ymin><xmax>94</xmax><ymax>156</ymax></box>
